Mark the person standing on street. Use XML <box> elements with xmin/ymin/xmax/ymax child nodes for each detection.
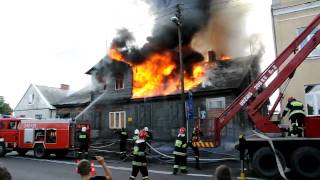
<box><xmin>116</xmin><ymin>128</ymin><xmax>128</xmax><ymax>159</ymax></box>
<box><xmin>144</xmin><ymin>127</ymin><xmax>153</xmax><ymax>153</ymax></box>
<box><xmin>190</xmin><ymin>127</ymin><xmax>203</xmax><ymax>169</ymax></box>
<box><xmin>281</xmin><ymin>97</ymin><xmax>306</xmax><ymax>137</ymax></box>
<box><xmin>173</xmin><ymin>127</ymin><xmax>188</xmax><ymax>175</ymax></box>
<box><xmin>79</xmin><ymin>126</ymin><xmax>88</xmax><ymax>159</ymax></box>
<box><xmin>129</xmin><ymin>130</ymin><xmax>149</xmax><ymax>180</ymax></box>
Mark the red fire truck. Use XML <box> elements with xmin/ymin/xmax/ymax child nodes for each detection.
<box><xmin>0</xmin><ymin>117</ymin><xmax>90</xmax><ymax>158</ymax></box>
<box><xmin>198</xmin><ymin>14</ymin><xmax>320</xmax><ymax>179</ymax></box>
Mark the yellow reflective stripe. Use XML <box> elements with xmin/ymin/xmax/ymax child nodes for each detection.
<box><xmin>142</xmin><ymin>176</ymin><xmax>149</xmax><ymax>180</ymax></box>
<box><xmin>132</xmin><ymin>161</ymin><xmax>147</xmax><ymax>166</ymax></box>
<box><xmin>180</xmin><ymin>166</ymin><xmax>187</xmax><ymax>170</ymax></box>
<box><xmin>291</xmin><ymin>101</ymin><xmax>303</xmax><ymax>107</ymax></box>
<box><xmin>135</xmin><ymin>152</ymin><xmax>145</xmax><ymax>156</ymax></box>
<box><xmin>182</xmin><ymin>143</ymin><xmax>187</xmax><ymax>148</ymax></box>
<box><xmin>285</xmin><ymin>107</ymin><xmax>290</xmax><ymax>111</ymax></box>
<box><xmin>174</xmin><ymin>165</ymin><xmax>179</xmax><ymax>168</ymax></box>
<box><xmin>175</xmin><ymin>140</ymin><xmax>183</xmax><ymax>147</ymax></box>
<box><xmin>289</xmin><ymin>110</ymin><xmax>305</xmax><ymax>116</ymax></box>
<box><xmin>173</xmin><ymin>151</ymin><xmax>186</xmax><ymax>156</ymax></box>
<box><xmin>121</xmin><ymin>132</ymin><xmax>127</xmax><ymax>135</ymax></box>
<box><xmin>79</xmin><ymin>135</ymin><xmax>86</xmax><ymax>138</ymax></box>
<box><xmin>129</xmin><ymin>176</ymin><xmax>135</xmax><ymax>180</ymax></box>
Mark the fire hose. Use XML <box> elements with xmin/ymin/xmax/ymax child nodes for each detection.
<box><xmin>253</xmin><ymin>130</ymin><xmax>288</xmax><ymax>180</ymax></box>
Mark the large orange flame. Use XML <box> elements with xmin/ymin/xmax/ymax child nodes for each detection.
<box><xmin>108</xmin><ymin>48</ymin><xmax>206</xmax><ymax>98</ymax></box>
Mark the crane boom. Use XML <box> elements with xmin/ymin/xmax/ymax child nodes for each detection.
<box><xmin>213</xmin><ymin>14</ymin><xmax>320</xmax><ymax>146</ymax></box>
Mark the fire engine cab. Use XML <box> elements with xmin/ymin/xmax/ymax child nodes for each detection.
<box><xmin>0</xmin><ymin>117</ymin><xmax>90</xmax><ymax>158</ymax></box>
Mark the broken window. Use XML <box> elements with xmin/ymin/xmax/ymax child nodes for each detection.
<box><xmin>115</xmin><ymin>74</ymin><xmax>124</xmax><ymax>90</ymax></box>
<box><xmin>109</xmin><ymin>111</ymin><xmax>126</xmax><ymax>129</ymax></box>
<box><xmin>305</xmin><ymin>84</ymin><xmax>320</xmax><ymax>116</ymax></box>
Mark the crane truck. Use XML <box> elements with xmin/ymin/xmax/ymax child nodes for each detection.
<box><xmin>203</xmin><ymin>14</ymin><xmax>320</xmax><ymax>179</ymax></box>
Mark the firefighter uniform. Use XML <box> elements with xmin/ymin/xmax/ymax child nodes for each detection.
<box><xmin>78</xmin><ymin>127</ymin><xmax>88</xmax><ymax>158</ymax></box>
<box><xmin>129</xmin><ymin>131</ymin><xmax>149</xmax><ymax>180</ymax></box>
<box><xmin>190</xmin><ymin>128</ymin><xmax>203</xmax><ymax>169</ymax></box>
<box><xmin>117</xmin><ymin>128</ymin><xmax>128</xmax><ymax>159</ymax></box>
<box><xmin>144</xmin><ymin>127</ymin><xmax>152</xmax><ymax>153</ymax></box>
<box><xmin>282</xmin><ymin>97</ymin><xmax>306</xmax><ymax>137</ymax></box>
<box><xmin>173</xmin><ymin>127</ymin><xmax>188</xmax><ymax>174</ymax></box>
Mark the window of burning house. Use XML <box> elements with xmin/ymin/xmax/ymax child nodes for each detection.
<box><xmin>297</xmin><ymin>27</ymin><xmax>320</xmax><ymax>58</ymax></box>
<box><xmin>305</xmin><ymin>84</ymin><xmax>320</xmax><ymax>116</ymax></box>
<box><xmin>115</xmin><ymin>74</ymin><xmax>124</xmax><ymax>90</ymax></box>
<box><xmin>109</xmin><ymin>111</ymin><xmax>126</xmax><ymax>129</ymax></box>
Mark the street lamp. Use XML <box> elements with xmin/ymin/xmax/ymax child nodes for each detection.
<box><xmin>171</xmin><ymin>15</ymin><xmax>186</xmax><ymax>128</ymax></box>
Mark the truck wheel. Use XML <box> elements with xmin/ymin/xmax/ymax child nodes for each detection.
<box><xmin>0</xmin><ymin>144</ymin><xmax>6</xmax><ymax>157</ymax></box>
<box><xmin>17</xmin><ymin>149</ymin><xmax>28</xmax><ymax>156</ymax></box>
<box><xmin>291</xmin><ymin>146</ymin><xmax>320</xmax><ymax>179</ymax></box>
<box><xmin>252</xmin><ymin>147</ymin><xmax>286</xmax><ymax>178</ymax></box>
<box><xmin>34</xmin><ymin>144</ymin><xmax>46</xmax><ymax>158</ymax></box>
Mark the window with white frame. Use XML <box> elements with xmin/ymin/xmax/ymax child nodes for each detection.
<box><xmin>109</xmin><ymin>111</ymin><xmax>126</xmax><ymax>129</ymax></box>
<box><xmin>305</xmin><ymin>84</ymin><xmax>320</xmax><ymax>116</ymax></box>
<box><xmin>297</xmin><ymin>26</ymin><xmax>320</xmax><ymax>58</ymax></box>
<box><xmin>206</xmin><ymin>97</ymin><xmax>226</xmax><ymax>109</ymax></box>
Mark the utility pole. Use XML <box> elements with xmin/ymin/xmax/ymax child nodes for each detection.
<box><xmin>171</xmin><ymin>3</ymin><xmax>186</xmax><ymax>128</ymax></box>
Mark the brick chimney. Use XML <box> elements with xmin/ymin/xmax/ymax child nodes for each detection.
<box><xmin>60</xmin><ymin>84</ymin><xmax>70</xmax><ymax>90</ymax></box>
<box><xmin>208</xmin><ymin>50</ymin><xmax>217</xmax><ymax>62</ymax></box>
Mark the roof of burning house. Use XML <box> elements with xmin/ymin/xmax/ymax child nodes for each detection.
<box><xmin>54</xmin><ymin>87</ymin><xmax>91</xmax><ymax>107</ymax></box>
<box><xmin>36</xmin><ymin>85</ymin><xmax>69</xmax><ymax>105</ymax></box>
<box><xmin>195</xmin><ymin>55</ymin><xmax>259</xmax><ymax>92</ymax></box>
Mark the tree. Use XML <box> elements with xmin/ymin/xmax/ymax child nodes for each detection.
<box><xmin>0</xmin><ymin>96</ymin><xmax>12</xmax><ymax>115</ymax></box>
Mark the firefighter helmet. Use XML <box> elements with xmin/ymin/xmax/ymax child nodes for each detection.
<box><xmin>134</xmin><ymin>129</ymin><xmax>139</xmax><ymax>135</ymax></box>
<box><xmin>139</xmin><ymin>130</ymin><xmax>148</xmax><ymax>139</ymax></box>
<box><xmin>81</xmin><ymin>127</ymin><xmax>87</xmax><ymax>132</ymax></box>
<box><xmin>179</xmin><ymin>127</ymin><xmax>186</xmax><ymax>134</ymax></box>
<box><xmin>144</xmin><ymin>126</ymin><xmax>149</xmax><ymax>131</ymax></box>
<box><xmin>288</xmin><ymin>96</ymin><xmax>295</xmax><ymax>102</ymax></box>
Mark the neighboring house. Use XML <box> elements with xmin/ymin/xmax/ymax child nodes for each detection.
<box><xmin>272</xmin><ymin>0</ymin><xmax>320</xmax><ymax>116</ymax></box>
<box><xmin>54</xmin><ymin>87</ymin><xmax>91</xmax><ymax>119</ymax></box>
<box><xmin>84</xmin><ymin>55</ymin><xmax>261</xmax><ymax>150</ymax></box>
<box><xmin>14</xmin><ymin>84</ymin><xmax>70</xmax><ymax>119</ymax></box>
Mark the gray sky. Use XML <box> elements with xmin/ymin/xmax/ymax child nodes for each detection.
<box><xmin>0</xmin><ymin>0</ymin><xmax>154</xmax><ymax>108</ymax></box>
<box><xmin>0</xmin><ymin>0</ymin><xmax>274</xmax><ymax>109</ymax></box>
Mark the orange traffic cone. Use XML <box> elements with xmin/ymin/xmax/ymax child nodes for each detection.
<box><xmin>75</xmin><ymin>160</ymin><xmax>80</xmax><ymax>173</ymax></box>
<box><xmin>90</xmin><ymin>160</ymin><xmax>96</xmax><ymax>175</ymax></box>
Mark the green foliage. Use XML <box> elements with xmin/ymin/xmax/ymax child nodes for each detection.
<box><xmin>0</xmin><ymin>96</ymin><xmax>12</xmax><ymax>115</ymax></box>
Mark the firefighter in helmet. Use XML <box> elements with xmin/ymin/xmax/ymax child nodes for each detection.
<box><xmin>173</xmin><ymin>127</ymin><xmax>188</xmax><ymax>175</ymax></box>
<box><xmin>281</xmin><ymin>96</ymin><xmax>306</xmax><ymax>137</ymax></box>
<box><xmin>190</xmin><ymin>126</ymin><xmax>203</xmax><ymax>169</ymax></box>
<box><xmin>78</xmin><ymin>126</ymin><xmax>88</xmax><ymax>159</ymax></box>
<box><xmin>129</xmin><ymin>130</ymin><xmax>149</xmax><ymax>180</ymax></box>
<box><xmin>144</xmin><ymin>127</ymin><xmax>153</xmax><ymax>153</ymax></box>
<box><xmin>132</xmin><ymin>129</ymin><xmax>139</xmax><ymax>145</ymax></box>
<box><xmin>116</xmin><ymin>127</ymin><xmax>128</xmax><ymax>160</ymax></box>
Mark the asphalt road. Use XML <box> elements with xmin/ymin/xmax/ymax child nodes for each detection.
<box><xmin>0</xmin><ymin>154</ymin><xmax>215</xmax><ymax>180</ymax></box>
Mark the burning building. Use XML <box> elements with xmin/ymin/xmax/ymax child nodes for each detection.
<box><xmin>80</xmin><ymin>0</ymin><xmax>266</xmax><ymax>148</ymax></box>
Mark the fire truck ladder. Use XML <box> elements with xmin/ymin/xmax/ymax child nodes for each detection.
<box><xmin>208</xmin><ymin>14</ymin><xmax>320</xmax><ymax>147</ymax></box>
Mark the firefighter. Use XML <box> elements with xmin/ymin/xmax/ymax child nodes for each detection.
<box><xmin>144</xmin><ymin>127</ymin><xmax>153</xmax><ymax>153</ymax></box>
<box><xmin>190</xmin><ymin>127</ymin><xmax>203</xmax><ymax>169</ymax></box>
<box><xmin>116</xmin><ymin>128</ymin><xmax>128</xmax><ymax>159</ymax></box>
<box><xmin>173</xmin><ymin>127</ymin><xmax>188</xmax><ymax>175</ymax></box>
<box><xmin>78</xmin><ymin>126</ymin><xmax>88</xmax><ymax>159</ymax></box>
<box><xmin>132</xmin><ymin>129</ymin><xmax>139</xmax><ymax>145</ymax></box>
<box><xmin>129</xmin><ymin>130</ymin><xmax>149</xmax><ymax>180</ymax></box>
<box><xmin>281</xmin><ymin>97</ymin><xmax>306</xmax><ymax>137</ymax></box>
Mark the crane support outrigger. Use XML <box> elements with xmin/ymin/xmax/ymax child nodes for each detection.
<box><xmin>211</xmin><ymin>14</ymin><xmax>320</xmax><ymax>179</ymax></box>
